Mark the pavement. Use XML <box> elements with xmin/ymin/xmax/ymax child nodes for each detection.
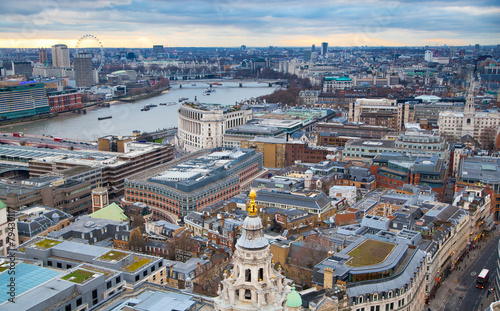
<box><xmin>427</xmin><ymin>231</ymin><xmax>499</xmax><ymax>311</ymax></box>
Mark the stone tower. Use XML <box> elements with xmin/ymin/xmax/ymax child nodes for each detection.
<box><xmin>462</xmin><ymin>74</ymin><xmax>476</xmax><ymax>137</ymax></box>
<box><xmin>214</xmin><ymin>190</ymin><xmax>288</xmax><ymax>311</ymax></box>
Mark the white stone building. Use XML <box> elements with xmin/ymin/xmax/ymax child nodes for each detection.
<box><xmin>176</xmin><ymin>103</ymin><xmax>253</xmax><ymax>152</ymax></box>
<box><xmin>438</xmin><ymin>80</ymin><xmax>500</xmax><ymax>148</ymax></box>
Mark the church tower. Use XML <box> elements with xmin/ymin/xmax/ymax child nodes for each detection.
<box><xmin>462</xmin><ymin>74</ymin><xmax>476</xmax><ymax>137</ymax></box>
<box><xmin>91</xmin><ymin>186</ymin><xmax>109</xmax><ymax>213</ymax></box>
<box><xmin>214</xmin><ymin>190</ymin><xmax>288</xmax><ymax>311</ymax></box>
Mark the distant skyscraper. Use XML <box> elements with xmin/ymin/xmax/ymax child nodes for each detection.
<box><xmin>51</xmin><ymin>44</ymin><xmax>70</xmax><ymax>68</ymax></box>
<box><xmin>74</xmin><ymin>52</ymin><xmax>93</xmax><ymax>88</ymax></box>
<box><xmin>475</xmin><ymin>44</ymin><xmax>480</xmax><ymax>52</ymax></box>
<box><xmin>312</xmin><ymin>44</ymin><xmax>316</xmax><ymax>52</ymax></box>
<box><xmin>321</xmin><ymin>42</ymin><xmax>328</xmax><ymax>56</ymax></box>
<box><xmin>38</xmin><ymin>48</ymin><xmax>48</xmax><ymax>65</ymax></box>
<box><xmin>303</xmin><ymin>49</ymin><xmax>312</xmax><ymax>62</ymax></box>
<box><xmin>241</xmin><ymin>45</ymin><xmax>246</xmax><ymax>51</ymax></box>
<box><xmin>12</xmin><ymin>61</ymin><xmax>33</xmax><ymax>77</ymax></box>
<box><xmin>152</xmin><ymin>45</ymin><xmax>163</xmax><ymax>55</ymax></box>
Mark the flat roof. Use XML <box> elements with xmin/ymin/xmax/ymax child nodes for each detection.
<box><xmin>0</xmin><ymin>263</ymin><xmax>62</xmax><ymax>305</ymax></box>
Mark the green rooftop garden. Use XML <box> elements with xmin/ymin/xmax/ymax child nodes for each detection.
<box><xmin>346</xmin><ymin>239</ymin><xmax>396</xmax><ymax>267</ymax></box>
<box><xmin>61</xmin><ymin>269</ymin><xmax>96</xmax><ymax>284</ymax></box>
<box><xmin>33</xmin><ymin>239</ymin><xmax>62</xmax><ymax>249</ymax></box>
<box><xmin>123</xmin><ymin>257</ymin><xmax>151</xmax><ymax>272</ymax></box>
<box><xmin>0</xmin><ymin>262</ymin><xmax>9</xmax><ymax>273</ymax></box>
<box><xmin>98</xmin><ymin>250</ymin><xmax>128</xmax><ymax>262</ymax></box>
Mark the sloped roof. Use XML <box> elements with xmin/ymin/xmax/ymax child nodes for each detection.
<box><xmin>90</xmin><ymin>203</ymin><xmax>128</xmax><ymax>222</ymax></box>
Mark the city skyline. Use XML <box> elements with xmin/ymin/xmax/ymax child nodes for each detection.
<box><xmin>1</xmin><ymin>0</ymin><xmax>499</xmax><ymax>49</ymax></box>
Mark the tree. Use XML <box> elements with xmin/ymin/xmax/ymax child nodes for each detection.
<box><xmin>128</xmin><ymin>229</ymin><xmax>147</xmax><ymax>252</ymax></box>
<box><xmin>193</xmin><ymin>254</ymin><xmax>228</xmax><ymax>296</ymax></box>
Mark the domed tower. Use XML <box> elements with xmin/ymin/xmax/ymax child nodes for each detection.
<box><xmin>214</xmin><ymin>190</ymin><xmax>288</xmax><ymax>311</ymax></box>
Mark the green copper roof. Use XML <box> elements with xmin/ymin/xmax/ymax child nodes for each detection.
<box><xmin>90</xmin><ymin>203</ymin><xmax>128</xmax><ymax>222</ymax></box>
<box><xmin>286</xmin><ymin>285</ymin><xmax>302</xmax><ymax>307</ymax></box>
<box><xmin>0</xmin><ymin>200</ymin><xmax>5</xmax><ymax>210</ymax></box>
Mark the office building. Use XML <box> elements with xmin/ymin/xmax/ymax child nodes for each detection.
<box><xmin>152</xmin><ymin>45</ymin><xmax>164</xmax><ymax>55</ymax></box>
<box><xmin>51</xmin><ymin>44</ymin><xmax>70</xmax><ymax>68</ymax></box>
<box><xmin>323</xmin><ymin>77</ymin><xmax>353</xmax><ymax>92</ymax></box>
<box><xmin>11</xmin><ymin>61</ymin><xmax>33</xmax><ymax>77</ymax></box>
<box><xmin>370</xmin><ymin>153</ymin><xmax>448</xmax><ymax>201</ymax></box>
<box><xmin>223</xmin><ymin>123</ymin><xmax>285</xmax><ymax>149</ymax></box>
<box><xmin>456</xmin><ymin>156</ymin><xmax>500</xmax><ymax>219</ymax></box>
<box><xmin>316</xmin><ymin>122</ymin><xmax>395</xmax><ymax>140</ymax></box>
<box><xmin>74</xmin><ymin>51</ymin><xmax>94</xmax><ymax>88</ymax></box>
<box><xmin>349</xmin><ymin>98</ymin><xmax>410</xmax><ymax>132</ymax></box>
<box><xmin>10</xmin><ymin>238</ymin><xmax>165</xmax><ymax>310</ymax></box>
<box><xmin>0</xmin><ymin>83</ymin><xmax>50</xmax><ymax>121</ymax></box>
<box><xmin>124</xmin><ymin>148</ymin><xmax>263</xmax><ymax>221</ymax></box>
<box><xmin>312</xmin><ymin>236</ymin><xmax>427</xmax><ymax>311</ymax></box>
<box><xmin>321</xmin><ymin>42</ymin><xmax>328</xmax><ymax>56</ymax></box>
<box><xmin>47</xmin><ymin>88</ymin><xmax>82</xmax><ymax>113</ymax></box>
<box><xmin>343</xmin><ymin>129</ymin><xmax>449</xmax><ymax>164</ymax></box>
<box><xmin>177</xmin><ymin>103</ymin><xmax>253</xmax><ymax>153</ymax></box>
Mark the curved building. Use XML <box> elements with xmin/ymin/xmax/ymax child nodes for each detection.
<box><xmin>124</xmin><ymin>148</ymin><xmax>263</xmax><ymax>221</ymax></box>
<box><xmin>176</xmin><ymin>102</ymin><xmax>253</xmax><ymax>152</ymax></box>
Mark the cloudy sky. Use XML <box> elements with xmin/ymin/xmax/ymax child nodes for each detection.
<box><xmin>0</xmin><ymin>0</ymin><xmax>499</xmax><ymax>48</ymax></box>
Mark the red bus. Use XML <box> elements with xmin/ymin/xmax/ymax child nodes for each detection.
<box><xmin>53</xmin><ymin>137</ymin><xmax>63</xmax><ymax>142</ymax></box>
<box><xmin>476</xmin><ymin>269</ymin><xmax>490</xmax><ymax>289</ymax></box>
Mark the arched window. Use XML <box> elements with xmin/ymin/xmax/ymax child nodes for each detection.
<box><xmin>245</xmin><ymin>289</ymin><xmax>252</xmax><ymax>300</ymax></box>
<box><xmin>245</xmin><ymin>269</ymin><xmax>251</xmax><ymax>282</ymax></box>
<box><xmin>373</xmin><ymin>293</ymin><xmax>378</xmax><ymax>301</ymax></box>
<box><xmin>358</xmin><ymin>296</ymin><xmax>363</xmax><ymax>304</ymax></box>
<box><xmin>467</xmin><ymin>118</ymin><xmax>471</xmax><ymax>124</ymax></box>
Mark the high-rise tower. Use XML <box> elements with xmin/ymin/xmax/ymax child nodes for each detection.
<box><xmin>74</xmin><ymin>51</ymin><xmax>94</xmax><ymax>88</ymax></box>
<box><xmin>51</xmin><ymin>44</ymin><xmax>70</xmax><ymax>68</ymax></box>
<box><xmin>214</xmin><ymin>190</ymin><xmax>288</xmax><ymax>311</ymax></box>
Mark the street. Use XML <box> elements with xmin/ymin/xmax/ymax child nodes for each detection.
<box><xmin>429</xmin><ymin>231</ymin><xmax>499</xmax><ymax>311</ymax></box>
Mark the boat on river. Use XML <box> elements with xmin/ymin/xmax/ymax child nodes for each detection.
<box><xmin>98</xmin><ymin>116</ymin><xmax>112</xmax><ymax>120</ymax></box>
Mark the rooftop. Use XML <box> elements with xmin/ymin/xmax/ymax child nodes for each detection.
<box><xmin>0</xmin><ymin>263</ymin><xmax>62</xmax><ymax>305</ymax></box>
<box><xmin>346</xmin><ymin>239</ymin><xmax>396</xmax><ymax>267</ymax></box>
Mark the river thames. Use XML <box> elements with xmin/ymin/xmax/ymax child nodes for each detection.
<box><xmin>1</xmin><ymin>82</ymin><xmax>276</xmax><ymax>141</ymax></box>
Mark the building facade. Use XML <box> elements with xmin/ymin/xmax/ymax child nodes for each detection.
<box><xmin>323</xmin><ymin>77</ymin><xmax>353</xmax><ymax>92</ymax></box>
<box><xmin>74</xmin><ymin>52</ymin><xmax>94</xmax><ymax>88</ymax></box>
<box><xmin>124</xmin><ymin>149</ymin><xmax>263</xmax><ymax>220</ymax></box>
<box><xmin>51</xmin><ymin>44</ymin><xmax>70</xmax><ymax>68</ymax></box>
<box><xmin>177</xmin><ymin>103</ymin><xmax>253</xmax><ymax>153</ymax></box>
<box><xmin>0</xmin><ymin>83</ymin><xmax>50</xmax><ymax>121</ymax></box>
<box><xmin>47</xmin><ymin>89</ymin><xmax>83</xmax><ymax>112</ymax></box>
<box><xmin>438</xmin><ymin>81</ymin><xmax>500</xmax><ymax>149</ymax></box>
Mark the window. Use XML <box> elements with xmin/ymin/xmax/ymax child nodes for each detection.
<box><xmin>116</xmin><ymin>276</ymin><xmax>121</xmax><ymax>283</ymax></box>
<box><xmin>65</xmin><ymin>304</ymin><xmax>72</xmax><ymax>311</ymax></box>
<box><xmin>92</xmin><ymin>289</ymin><xmax>97</xmax><ymax>299</ymax></box>
<box><xmin>245</xmin><ymin>269</ymin><xmax>251</xmax><ymax>282</ymax></box>
<box><xmin>244</xmin><ymin>289</ymin><xmax>251</xmax><ymax>300</ymax></box>
<box><xmin>47</xmin><ymin>261</ymin><xmax>53</xmax><ymax>266</ymax></box>
<box><xmin>107</xmin><ymin>281</ymin><xmax>112</xmax><ymax>289</ymax></box>
<box><xmin>76</xmin><ymin>298</ymin><xmax>82</xmax><ymax>306</ymax></box>
<box><xmin>57</xmin><ymin>262</ymin><xmax>62</xmax><ymax>268</ymax></box>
